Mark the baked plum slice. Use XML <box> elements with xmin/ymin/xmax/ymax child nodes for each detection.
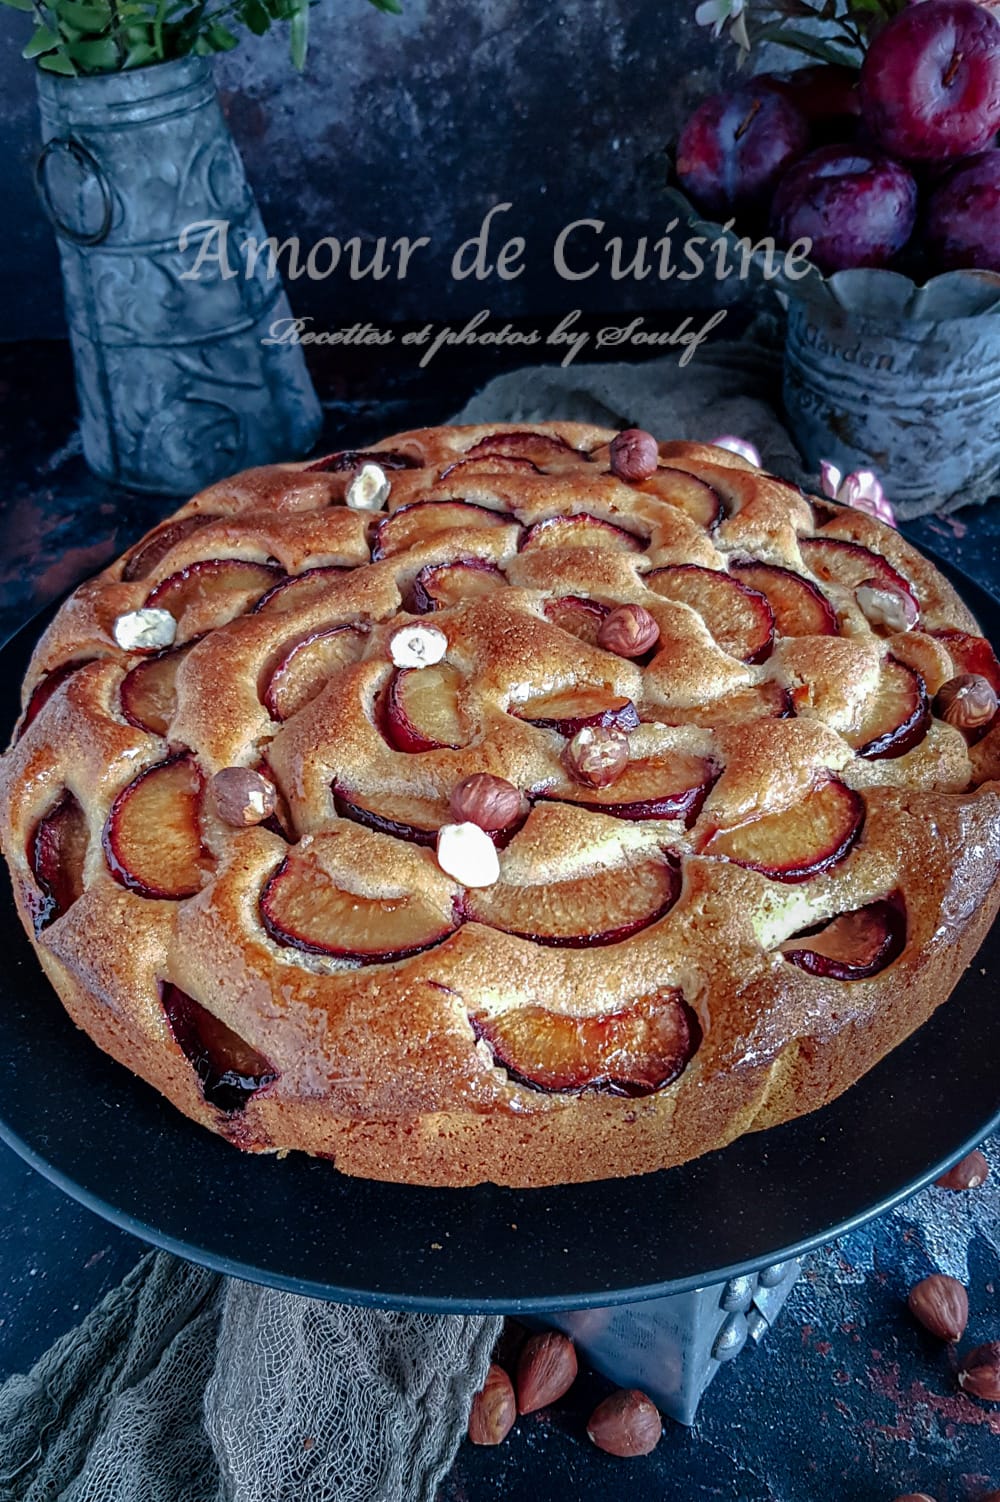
<box><xmin>780</xmin><ymin>896</ymin><xmax>905</xmax><ymax>979</ymax></box>
<box><xmin>372</xmin><ymin>501</ymin><xmax>509</xmax><ymax>561</ymax></box>
<box><xmin>660</xmin><ymin>682</ymin><xmax>793</xmax><ymax>727</ymax></box>
<box><xmin>439</xmin><ymin>454</ymin><xmax>541</xmax><ymax>481</ymax></box>
<box><xmin>383</xmin><ymin>663</ymin><xmax>468</xmax><ymax>752</ymax></box>
<box><xmin>120</xmin><ymin>642</ymin><xmax>195</xmax><ymax>736</ymax></box>
<box><xmin>161</xmin><ymin>983</ymin><xmax>278</xmax><ymax>1112</ymax></box>
<box><xmin>260</xmin><ymin>849</ymin><xmax>457</xmax><ymax>962</ymax></box>
<box><xmin>729</xmin><ymin>560</ymin><xmax>837</xmax><ymax>637</ymax></box>
<box><xmin>543</xmin><ymin>596</ymin><xmax>610</xmax><ymax>646</ymax></box>
<box><xmin>703</xmin><ymin>778</ymin><xmax>864</xmax><ymax>883</ymax></box>
<box><xmin>145</xmin><ymin>559</ymin><xmax>282</xmax><ymax>637</ymax></box>
<box><xmin>307</xmin><ymin>448</ymin><xmax>422</xmax><ymax>473</ymax></box>
<box><xmin>544</xmin><ymin>752</ymin><xmax>716</xmax><ymax>825</ymax></box>
<box><xmin>646</xmin><ymin>565</ymin><xmax>775</xmax><ymax>663</ymax></box>
<box><xmin>799</xmin><ymin>538</ymin><xmax>918</xmax><ymax>615</ymax></box>
<box><xmin>252</xmin><ymin>566</ymin><xmax>349</xmax><ymax>616</ymax></box>
<box><xmin>520</xmin><ymin>514</ymin><xmax>644</xmax><ymax>553</ymax></box>
<box><xmin>638</xmin><ymin>467</ymin><xmax>724</xmax><ymax>530</ymax></box>
<box><xmin>263</xmin><ymin>625</ymin><xmax>366</xmax><ymax>722</ymax></box>
<box><xmin>474</xmin><ymin>988</ymin><xmax>695</xmax><ymax>1094</ymax></box>
<box><xmin>334</xmin><ymin>786</ymin><xmax>445</xmax><ymax>846</ymax></box>
<box><xmin>18</xmin><ymin>660</ymin><xmax>94</xmax><ymax>738</ymax></box>
<box><xmin>121</xmin><ymin>515</ymin><xmax>216</xmax><ymax>582</ymax></box>
<box><xmin>103</xmin><ymin>752</ymin><xmax>210</xmax><ymax>899</ymax></box>
<box><xmin>845</xmin><ymin>657</ymin><xmax>929</xmax><ymax>759</ymax></box>
<box><xmin>412</xmin><ymin>559</ymin><xmax>507</xmax><ymax>612</ymax></box>
<box><xmin>513</xmin><ymin>688</ymin><xmax>639</xmax><ymax>737</ymax></box>
<box><xmin>27</xmin><ymin>791</ymin><xmax>88</xmax><ymax>933</ymax></box>
<box><xmin>463</xmin><ymin>855</ymin><xmax>679</xmax><ymax>946</ymax></box>
<box><xmin>465</xmin><ymin>430</ymin><xmax>587</xmax><ymax>469</ymax></box>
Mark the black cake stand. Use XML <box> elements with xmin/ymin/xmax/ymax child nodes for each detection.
<box><xmin>1</xmin><ymin>556</ymin><xmax>998</xmax><ymax>1330</ymax></box>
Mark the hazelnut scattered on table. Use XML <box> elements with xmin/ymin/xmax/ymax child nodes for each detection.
<box><xmin>936</xmin><ymin>1148</ymin><xmax>990</xmax><ymax>1191</ymax></box>
<box><xmin>906</xmin><ymin>1273</ymin><xmax>968</xmax><ymax>1343</ymax></box>
<box><xmin>958</xmin><ymin>1341</ymin><xmax>1000</xmax><ymax>1402</ymax></box>
<box><xmin>515</xmin><ymin>1331</ymin><xmax>578</xmax><ymax>1415</ymax></box>
<box><xmin>467</xmin><ymin>1363</ymin><xmax>516</xmax><ymax>1446</ymax></box>
<box><xmin>587</xmin><ymin>1388</ymin><xmax>663</xmax><ymax>1457</ymax></box>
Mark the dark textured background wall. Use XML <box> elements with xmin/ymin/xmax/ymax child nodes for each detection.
<box><xmin>2</xmin><ymin>1</ymin><xmax>729</xmax><ymax>341</ymax></box>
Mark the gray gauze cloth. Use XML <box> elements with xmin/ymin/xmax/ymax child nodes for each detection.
<box><xmin>0</xmin><ymin>1252</ymin><xmax>499</xmax><ymax>1502</ymax></box>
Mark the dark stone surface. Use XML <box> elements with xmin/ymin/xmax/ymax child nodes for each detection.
<box><xmin>0</xmin><ymin>4</ymin><xmax>729</xmax><ymax>343</ymax></box>
<box><xmin>2</xmin><ymin>336</ymin><xmax>1000</xmax><ymax>1501</ymax></box>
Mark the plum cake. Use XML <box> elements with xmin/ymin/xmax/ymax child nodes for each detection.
<box><xmin>2</xmin><ymin>422</ymin><xmax>1000</xmax><ymax>1188</ymax></box>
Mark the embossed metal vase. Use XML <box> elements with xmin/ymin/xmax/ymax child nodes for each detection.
<box><xmin>35</xmin><ymin>58</ymin><xmax>322</xmax><ymax>495</ymax></box>
<box><xmin>782</xmin><ymin>270</ymin><xmax>1000</xmax><ymax>515</ymax></box>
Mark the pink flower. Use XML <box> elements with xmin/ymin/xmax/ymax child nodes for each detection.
<box><xmin>711</xmin><ymin>434</ymin><xmax>762</xmax><ymax>466</ymax></box>
<box><xmin>819</xmin><ymin>460</ymin><xmax>897</xmax><ymax>528</ymax></box>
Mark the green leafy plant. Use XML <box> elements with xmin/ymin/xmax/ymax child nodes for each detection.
<box><xmin>2</xmin><ymin>0</ymin><xmax>400</xmax><ymax>75</ymax></box>
<box><xmin>695</xmin><ymin>0</ymin><xmax>910</xmax><ymax>67</ymax></box>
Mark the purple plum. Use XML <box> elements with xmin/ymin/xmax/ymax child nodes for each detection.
<box><xmin>772</xmin><ymin>146</ymin><xmax>918</xmax><ymax>273</ymax></box>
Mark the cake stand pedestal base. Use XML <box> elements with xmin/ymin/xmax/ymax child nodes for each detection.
<box><xmin>541</xmin><ymin>1258</ymin><xmax>802</xmax><ymax>1425</ymax></box>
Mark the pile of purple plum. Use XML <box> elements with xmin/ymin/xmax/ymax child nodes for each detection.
<box><xmin>675</xmin><ymin>0</ymin><xmax>1000</xmax><ymax>275</ymax></box>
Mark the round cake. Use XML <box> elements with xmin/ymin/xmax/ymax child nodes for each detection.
<box><xmin>2</xmin><ymin>422</ymin><xmax>1000</xmax><ymax>1188</ymax></box>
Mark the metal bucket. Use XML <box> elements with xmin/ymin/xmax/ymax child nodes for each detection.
<box><xmin>783</xmin><ymin>277</ymin><xmax>1000</xmax><ymax>515</ymax></box>
<box><xmin>35</xmin><ymin>58</ymin><xmax>322</xmax><ymax>495</ymax></box>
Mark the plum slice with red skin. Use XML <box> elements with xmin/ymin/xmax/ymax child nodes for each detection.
<box><xmin>703</xmin><ymin>777</ymin><xmax>864</xmax><ymax>883</ymax></box>
<box><xmin>542</xmin><ymin>753</ymin><xmax>716</xmax><ymax>826</ymax></box>
<box><xmin>473</xmin><ymin>988</ymin><xmax>695</xmax><ymax>1094</ymax></box>
<box><xmin>543</xmin><ymin>595</ymin><xmax>610</xmax><ymax>647</ymax></box>
<box><xmin>657</xmin><ymin>682</ymin><xmax>794</xmax><ymax>728</ymax></box>
<box><xmin>465</xmin><ymin>431</ymin><xmax>587</xmax><ymax>469</ymax></box>
<box><xmin>780</xmin><ymin>896</ymin><xmax>905</xmax><ymax>980</ymax></box>
<box><xmin>513</xmin><ymin>688</ymin><xmax>640</xmax><ymax>737</ymax></box>
<box><xmin>372</xmin><ymin>500</ymin><xmax>510</xmax><ymax>561</ymax></box>
<box><xmin>161</xmin><ymin>983</ymin><xmax>278</xmax><ymax>1112</ymax></box>
<box><xmin>411</xmin><ymin>559</ymin><xmax>507</xmax><ymax>613</ymax></box>
<box><xmin>799</xmin><ymin>537</ymin><xmax>918</xmax><ymax>615</ymax></box>
<box><xmin>463</xmin><ymin>854</ymin><xmax>679</xmax><ymax>947</ymax></box>
<box><xmin>145</xmin><ymin>558</ymin><xmax>282</xmax><ymax>637</ymax></box>
<box><xmin>263</xmin><ymin>625</ymin><xmax>365</xmax><ymax>722</ymax></box>
<box><xmin>306</xmin><ymin>448</ymin><xmax>423</xmax><ymax>474</ymax></box>
<box><xmin>260</xmin><ymin>848</ymin><xmax>458</xmax><ymax>962</ymax></box>
<box><xmin>646</xmin><ymin>564</ymin><xmax>775</xmax><ymax>663</ymax></box>
<box><xmin>520</xmin><ymin>514</ymin><xmax>645</xmax><ymax>553</ymax></box>
<box><xmin>102</xmin><ymin>752</ymin><xmax>210</xmax><ymax>899</ymax></box>
<box><xmin>383</xmin><ymin>663</ymin><xmax>468</xmax><ymax>752</ymax></box>
<box><xmin>729</xmin><ymin>559</ymin><xmax>837</xmax><ymax>637</ymax></box>
<box><xmin>334</xmin><ymin>785</ymin><xmax>445</xmax><ymax>846</ymax></box>
<box><xmin>121</xmin><ymin>515</ymin><xmax>216</xmax><ymax>583</ymax></box>
<box><xmin>439</xmin><ymin>454</ymin><xmax>541</xmax><ymax>481</ymax></box>
<box><xmin>27</xmin><ymin>791</ymin><xmax>88</xmax><ymax>933</ymax></box>
<box><xmin>638</xmin><ymin>467</ymin><xmax>725</xmax><ymax>530</ymax></box>
<box><xmin>18</xmin><ymin>660</ymin><xmax>94</xmax><ymax>739</ymax></box>
<box><xmin>120</xmin><ymin>641</ymin><xmax>195</xmax><ymax>736</ymax></box>
<box><xmin>252</xmin><ymin>566</ymin><xmax>349</xmax><ymax>616</ymax></box>
<box><xmin>844</xmin><ymin>656</ymin><xmax>929</xmax><ymax>759</ymax></box>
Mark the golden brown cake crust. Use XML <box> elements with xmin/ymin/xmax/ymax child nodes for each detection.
<box><xmin>3</xmin><ymin>422</ymin><xmax>1000</xmax><ymax>1187</ymax></box>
